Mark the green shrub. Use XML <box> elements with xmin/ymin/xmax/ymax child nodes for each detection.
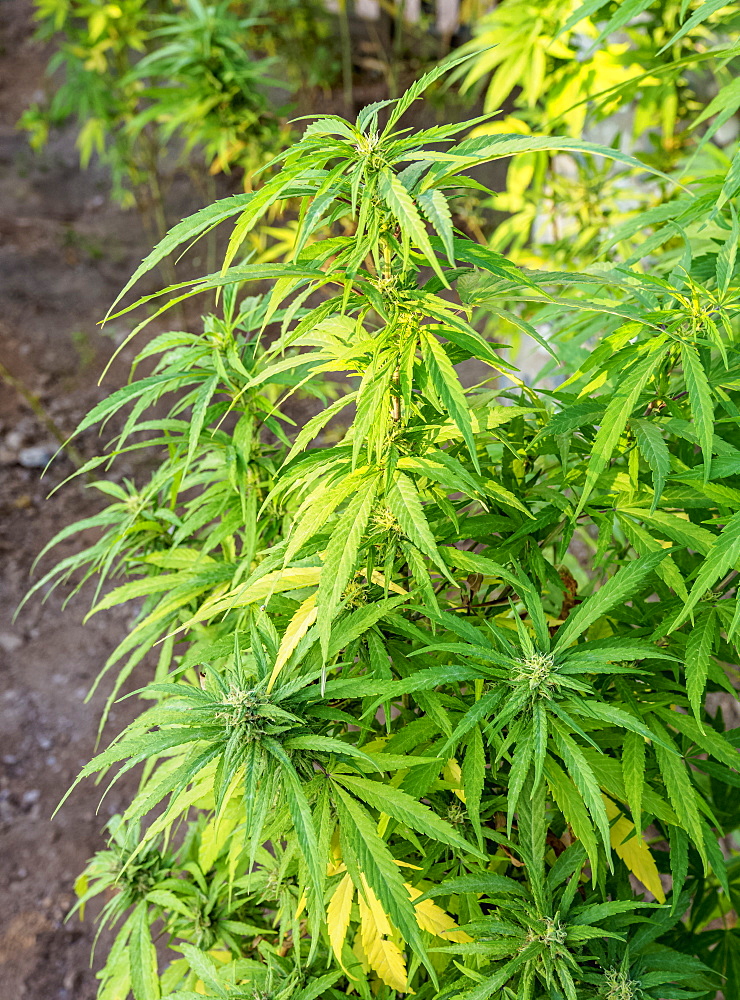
<box><xmin>34</xmin><ymin>12</ymin><xmax>740</xmax><ymax>999</ymax></box>
<box><xmin>454</xmin><ymin>0</ymin><xmax>740</xmax><ymax>267</ymax></box>
<box><xmin>19</xmin><ymin>0</ymin><xmax>306</xmax><ymax>207</ymax></box>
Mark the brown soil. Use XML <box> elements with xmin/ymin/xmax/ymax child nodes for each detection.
<box><xmin>0</xmin><ymin>2</ymin><xmax>221</xmax><ymax>995</ymax></box>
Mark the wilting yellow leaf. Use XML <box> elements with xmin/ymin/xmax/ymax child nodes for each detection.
<box><xmin>267</xmin><ymin>593</ymin><xmax>317</xmax><ymax>693</ymax></box>
<box><xmin>358</xmin><ymin>881</ymin><xmax>409</xmax><ymax>993</ymax></box>
<box><xmin>180</xmin><ymin>567</ymin><xmax>322</xmax><ymax>631</ymax></box>
<box><xmin>328</xmin><ymin>872</ymin><xmax>355</xmax><ymax>967</ymax></box>
<box><xmin>198</xmin><ymin>800</ymin><xmax>239</xmax><ymax>872</ymax></box>
<box><xmin>405</xmin><ymin>884</ymin><xmax>472</xmax><ymax>942</ymax></box>
<box><xmin>370</xmin><ymin>570</ymin><xmax>408</xmax><ymax>595</ymax></box>
<box><xmin>360</xmin><ymin>876</ymin><xmax>393</xmax><ymax>936</ymax></box>
<box><xmin>443</xmin><ymin>758</ymin><xmax>466</xmax><ymax>802</ymax></box>
<box><xmin>603</xmin><ymin>796</ymin><xmax>665</xmax><ymax>903</ymax></box>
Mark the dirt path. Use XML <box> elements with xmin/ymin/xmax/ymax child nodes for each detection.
<box><xmin>0</xmin><ymin>3</ymin><xmax>197</xmax><ymax>995</ymax></box>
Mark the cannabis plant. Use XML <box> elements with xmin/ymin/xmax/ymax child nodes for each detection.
<box><xmin>38</xmin><ymin>36</ymin><xmax>740</xmax><ymax>1000</ymax></box>
<box><xmin>455</xmin><ymin>0</ymin><xmax>740</xmax><ymax>266</ymax></box>
<box><xmin>21</xmin><ymin>0</ymin><xmax>291</xmax><ymax>209</ymax></box>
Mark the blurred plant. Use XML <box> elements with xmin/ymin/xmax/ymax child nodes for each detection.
<box><xmin>126</xmin><ymin>0</ymin><xmax>292</xmax><ymax>190</ymax></box>
<box><xmin>453</xmin><ymin>0</ymin><xmax>740</xmax><ymax>269</ymax></box>
<box><xmin>248</xmin><ymin>0</ymin><xmax>342</xmax><ymax>93</ymax></box>
<box><xmin>19</xmin><ymin>0</ymin><xmax>292</xmax><ymax>215</ymax></box>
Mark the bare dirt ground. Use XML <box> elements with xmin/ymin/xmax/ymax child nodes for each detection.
<box><xmin>0</xmin><ymin>3</ymin><xmax>212</xmax><ymax>995</ymax></box>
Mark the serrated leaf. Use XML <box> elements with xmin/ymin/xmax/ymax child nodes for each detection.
<box><xmin>406</xmin><ymin>884</ymin><xmax>472</xmax><ymax>942</ymax></box>
<box><xmin>681</xmin><ymin>343</ymin><xmax>714</xmax><ymax>476</ymax></box>
<box><xmin>685</xmin><ymin>609</ymin><xmax>717</xmax><ymax>718</ymax></box>
<box><xmin>184</xmin><ymin>373</ymin><xmax>218</xmax><ymax>478</ymax></box>
<box><xmin>387</xmin><ymin>471</ymin><xmax>443</xmax><ymax>568</ymax></box>
<box><xmin>622</xmin><ymin>731</ymin><xmax>646</xmax><ymax>831</ymax></box>
<box><xmin>358</xmin><ymin>883</ymin><xmax>408</xmax><ymax>993</ymax></box>
<box><xmin>177</xmin><ymin>944</ymin><xmax>228</xmax><ymax>998</ymax></box>
<box><xmin>550</xmin><ymin>721</ymin><xmax>611</xmax><ymax>861</ymax></box>
<box><xmin>576</xmin><ymin>343</ymin><xmax>667</xmax><ymax>515</ymax></box>
<box><xmin>378</xmin><ymin>168</ymin><xmax>445</xmax><ymax>283</ymax></box>
<box><xmin>106</xmin><ymin>194</ymin><xmax>253</xmax><ymax>321</ymax></box>
<box><xmin>263</xmin><ymin>738</ymin><xmax>325</xmax><ymax>914</ymax></box>
<box><xmin>669</xmin><ymin>825</ymin><xmax>689</xmax><ymax>913</ymax></box>
<box><xmin>293</xmin><ymin>972</ymin><xmax>343</xmax><ymax>1000</ymax></box>
<box><xmin>418</xmin><ymin>873</ymin><xmax>526</xmax><ymax>901</ymax></box>
<box><xmin>553</xmin><ymin>550</ymin><xmax>667</xmax><ymax>652</ymax></box>
<box><xmin>420</xmin><ymin>329</ymin><xmax>479</xmax><ymax>470</ymax></box>
<box><xmin>516</xmin><ymin>771</ymin><xmax>548</xmax><ymax>912</ymax></box>
<box><xmin>267</xmin><ymin>594</ymin><xmax>317</xmax><ymax>694</ymax></box>
<box><xmin>463</xmin><ymin>726</ymin><xmax>485</xmax><ymax>849</ymax></box>
<box><xmin>130</xmin><ymin>904</ymin><xmax>160</xmax><ymax>1000</ymax></box>
<box><xmin>335</xmin><ymin>773</ymin><xmax>484</xmax><ymax>858</ymax></box>
<box><xmin>175</xmin><ymin>567</ymin><xmax>323</xmax><ymax>632</ymax></box>
<box><xmin>651</xmin><ymin>719</ymin><xmax>707</xmax><ymax>866</ymax></box>
<box><xmin>669</xmin><ymin>510</ymin><xmax>740</xmax><ymax>631</ymax></box>
<box><xmin>316</xmin><ymin>476</ymin><xmax>379</xmax><ymax>659</ymax></box>
<box><xmin>545</xmin><ymin>757</ymin><xmax>600</xmax><ymax>882</ymax></box>
<box><xmin>632</xmin><ymin>419</ymin><xmax>671</xmax><ymax>511</ymax></box>
<box><xmin>333</xmin><ymin>784</ymin><xmax>426</xmax><ymax>960</ymax></box>
<box><xmin>417</xmin><ymin>189</ymin><xmax>454</xmax><ymax>263</ymax></box>
<box><xmin>328</xmin><ymin>872</ymin><xmax>355</xmax><ymax>967</ymax></box>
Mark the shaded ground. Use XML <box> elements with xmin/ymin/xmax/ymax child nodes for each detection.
<box><xmin>0</xmin><ymin>3</ymin><xmax>207</xmax><ymax>995</ymax></box>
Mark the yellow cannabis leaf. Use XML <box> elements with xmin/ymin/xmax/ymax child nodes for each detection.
<box><xmin>405</xmin><ymin>884</ymin><xmax>472</xmax><ymax>942</ymax></box>
<box><xmin>198</xmin><ymin>812</ymin><xmax>238</xmax><ymax>873</ymax></box>
<box><xmin>443</xmin><ymin>758</ymin><xmax>466</xmax><ymax>802</ymax></box>
<box><xmin>370</xmin><ymin>570</ymin><xmax>408</xmax><ymax>595</ymax></box>
<box><xmin>358</xmin><ymin>878</ymin><xmax>410</xmax><ymax>993</ymax></box>
<box><xmin>267</xmin><ymin>593</ymin><xmax>317</xmax><ymax>693</ymax></box>
<box><xmin>603</xmin><ymin>796</ymin><xmax>665</xmax><ymax>904</ymax></box>
<box><xmin>328</xmin><ymin>858</ymin><xmax>467</xmax><ymax>993</ymax></box>
<box><xmin>178</xmin><ymin>567</ymin><xmax>322</xmax><ymax>633</ymax></box>
<box><xmin>328</xmin><ymin>872</ymin><xmax>355</xmax><ymax>968</ymax></box>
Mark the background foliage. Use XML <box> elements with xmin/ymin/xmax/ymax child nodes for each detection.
<box><xmin>24</xmin><ymin>1</ymin><xmax>740</xmax><ymax>998</ymax></box>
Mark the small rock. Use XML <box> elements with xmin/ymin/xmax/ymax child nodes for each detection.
<box><xmin>0</xmin><ymin>632</ymin><xmax>23</xmax><ymax>653</ymax></box>
<box><xmin>4</xmin><ymin>429</ymin><xmax>24</xmax><ymax>451</ymax></box>
<box><xmin>21</xmin><ymin>789</ymin><xmax>40</xmax><ymax>806</ymax></box>
<box><xmin>18</xmin><ymin>444</ymin><xmax>57</xmax><ymax>468</ymax></box>
<box><xmin>37</xmin><ymin>734</ymin><xmax>53</xmax><ymax>750</ymax></box>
